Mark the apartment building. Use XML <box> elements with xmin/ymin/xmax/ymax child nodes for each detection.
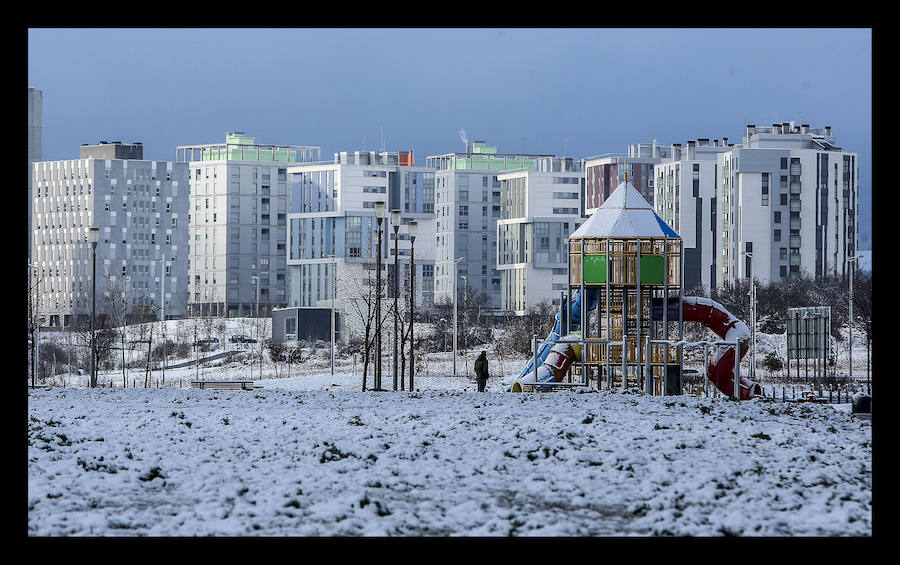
<box><xmin>653</xmin><ymin>123</ymin><xmax>859</xmax><ymax>289</ymax></box>
<box><xmin>653</xmin><ymin>138</ymin><xmax>733</xmax><ymax>291</ymax></box>
<box><xmin>31</xmin><ymin>142</ymin><xmax>189</xmax><ymax>327</ymax></box>
<box><xmin>175</xmin><ymin>132</ymin><xmax>320</xmax><ymax>318</ymax></box>
<box><xmin>28</xmin><ymin>88</ymin><xmax>42</xmax><ymax>261</ymax></box>
<box><xmin>496</xmin><ymin>158</ymin><xmax>585</xmax><ymax>314</ymax></box>
<box><xmin>718</xmin><ymin>123</ymin><xmax>858</xmax><ymax>287</ymax></box>
<box><xmin>426</xmin><ymin>141</ymin><xmax>556</xmax><ymax>309</ymax></box>
<box><xmin>286</xmin><ymin>150</ymin><xmax>437</xmax><ymax>315</ymax></box>
<box><xmin>583</xmin><ymin>142</ymin><xmax>672</xmax><ymax>215</ymax></box>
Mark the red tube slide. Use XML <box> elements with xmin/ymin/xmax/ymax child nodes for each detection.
<box><xmin>681</xmin><ymin>297</ymin><xmax>761</xmax><ymax>400</ymax></box>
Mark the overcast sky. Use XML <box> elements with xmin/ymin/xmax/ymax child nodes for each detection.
<box><xmin>27</xmin><ymin>28</ymin><xmax>872</xmax><ymax>248</ymax></box>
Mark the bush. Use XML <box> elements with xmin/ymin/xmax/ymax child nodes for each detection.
<box><xmin>762</xmin><ymin>352</ymin><xmax>784</xmax><ymax>373</ymax></box>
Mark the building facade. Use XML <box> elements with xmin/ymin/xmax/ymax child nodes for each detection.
<box><xmin>175</xmin><ymin>132</ymin><xmax>320</xmax><ymax>318</ymax></box>
<box><xmin>583</xmin><ymin>142</ymin><xmax>672</xmax><ymax>215</ymax></box>
<box><xmin>286</xmin><ymin>150</ymin><xmax>437</xmax><ymax>322</ymax></box>
<box><xmin>652</xmin><ymin>123</ymin><xmax>859</xmax><ymax>290</ymax></box>
<box><xmin>653</xmin><ymin>139</ymin><xmax>732</xmax><ymax>291</ymax></box>
<box><xmin>717</xmin><ymin>123</ymin><xmax>858</xmax><ymax>287</ymax></box>
<box><xmin>31</xmin><ymin>142</ymin><xmax>190</xmax><ymax>327</ymax></box>
<box><xmin>496</xmin><ymin>158</ymin><xmax>585</xmax><ymax>314</ymax></box>
<box><xmin>426</xmin><ymin>141</ymin><xmax>556</xmax><ymax>309</ymax></box>
<box><xmin>28</xmin><ymin>88</ymin><xmax>42</xmax><ymax>262</ymax></box>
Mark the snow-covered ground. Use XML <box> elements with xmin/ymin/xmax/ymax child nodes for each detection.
<box><xmin>28</xmin><ymin>379</ymin><xmax>871</xmax><ymax>536</ymax></box>
<box><xmin>28</xmin><ymin>317</ymin><xmax>873</xmax><ymax>536</ymax></box>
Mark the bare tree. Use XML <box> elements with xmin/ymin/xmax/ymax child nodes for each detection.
<box><xmin>338</xmin><ymin>237</ymin><xmax>393</xmax><ymax>392</ymax></box>
<box><xmin>103</xmin><ymin>266</ymin><xmax>130</xmax><ymax>387</ymax></box>
<box><xmin>26</xmin><ymin>263</ymin><xmax>48</xmax><ymax>386</ymax></box>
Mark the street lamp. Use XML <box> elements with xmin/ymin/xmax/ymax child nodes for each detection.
<box><xmin>28</xmin><ymin>262</ymin><xmax>39</xmax><ymax>388</ymax></box>
<box><xmin>847</xmin><ymin>254</ymin><xmax>858</xmax><ymax>384</ymax></box>
<box><xmin>373</xmin><ymin>201</ymin><xmax>386</xmax><ymax>390</ymax></box>
<box><xmin>324</xmin><ymin>254</ymin><xmax>337</xmax><ymax>377</ymax></box>
<box><xmin>744</xmin><ymin>251</ymin><xmax>755</xmax><ymax>381</ymax></box>
<box><xmin>161</xmin><ymin>259</ymin><xmax>169</xmax><ymax>386</ymax></box>
<box><xmin>251</xmin><ymin>274</ymin><xmax>261</xmax><ymax>381</ymax></box>
<box><xmin>88</xmin><ymin>227</ymin><xmax>100</xmax><ymax>388</ymax></box>
<box><xmin>391</xmin><ymin>209</ymin><xmax>401</xmax><ymax>391</ymax></box>
<box><xmin>408</xmin><ymin>221</ymin><xmax>418</xmax><ymax>392</ymax></box>
<box><xmin>453</xmin><ymin>257</ymin><xmax>465</xmax><ymax>377</ymax></box>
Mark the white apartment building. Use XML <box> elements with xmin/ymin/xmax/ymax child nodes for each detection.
<box><xmin>426</xmin><ymin>141</ymin><xmax>556</xmax><ymax>309</ymax></box>
<box><xmin>719</xmin><ymin>123</ymin><xmax>858</xmax><ymax>287</ymax></box>
<box><xmin>28</xmin><ymin>88</ymin><xmax>42</xmax><ymax>261</ymax></box>
<box><xmin>286</xmin><ymin>150</ymin><xmax>437</xmax><ymax>316</ymax></box>
<box><xmin>496</xmin><ymin>159</ymin><xmax>585</xmax><ymax>314</ymax></box>
<box><xmin>654</xmin><ymin>123</ymin><xmax>859</xmax><ymax>290</ymax></box>
<box><xmin>175</xmin><ymin>133</ymin><xmax>320</xmax><ymax>318</ymax></box>
<box><xmin>653</xmin><ymin>139</ymin><xmax>733</xmax><ymax>291</ymax></box>
<box><xmin>31</xmin><ymin>142</ymin><xmax>190</xmax><ymax>327</ymax></box>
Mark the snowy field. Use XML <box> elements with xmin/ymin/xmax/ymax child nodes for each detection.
<box><xmin>28</xmin><ymin>317</ymin><xmax>873</xmax><ymax>536</ymax></box>
<box><xmin>28</xmin><ymin>380</ymin><xmax>871</xmax><ymax>536</ymax></box>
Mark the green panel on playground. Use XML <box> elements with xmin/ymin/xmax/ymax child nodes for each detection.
<box><xmin>582</xmin><ymin>254</ymin><xmax>664</xmax><ymax>284</ymax></box>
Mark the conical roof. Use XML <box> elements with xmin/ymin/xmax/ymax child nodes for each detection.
<box><xmin>570</xmin><ymin>181</ymin><xmax>679</xmax><ymax>239</ymax></box>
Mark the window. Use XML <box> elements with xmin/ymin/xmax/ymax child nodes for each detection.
<box><xmin>774</xmin><ymin>229</ymin><xmax>781</xmax><ymax>242</ymax></box>
<box><xmin>780</xmin><ymin>158</ymin><xmax>788</xmax><ymax>169</ymax></box>
<box><xmin>780</xmin><ymin>194</ymin><xmax>788</xmax><ymax>205</ymax></box>
<box><xmin>774</xmin><ymin>211</ymin><xmax>781</xmax><ymax>223</ymax></box>
<box><xmin>780</xmin><ymin>248</ymin><xmax>787</xmax><ymax>260</ymax></box>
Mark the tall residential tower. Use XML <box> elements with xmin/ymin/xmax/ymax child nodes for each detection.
<box><xmin>175</xmin><ymin>132</ymin><xmax>320</xmax><ymax>317</ymax></box>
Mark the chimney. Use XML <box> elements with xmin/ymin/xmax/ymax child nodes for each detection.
<box><xmin>687</xmin><ymin>140</ymin><xmax>696</xmax><ymax>160</ymax></box>
<box><xmin>801</xmin><ymin>124</ymin><xmax>810</xmax><ymax>134</ymax></box>
<box><xmin>722</xmin><ymin>137</ymin><xmax>728</xmax><ymax>146</ymax></box>
<box><xmin>673</xmin><ymin>143</ymin><xmax>682</xmax><ymax>160</ymax></box>
<box><xmin>698</xmin><ymin>138</ymin><xmax>709</xmax><ymax>147</ymax></box>
<box><xmin>714</xmin><ymin>139</ymin><xmax>719</xmax><ymax>146</ymax></box>
<box><xmin>825</xmin><ymin>125</ymin><xmax>832</xmax><ymax>136</ymax></box>
<box><xmin>747</xmin><ymin>124</ymin><xmax>756</xmax><ymax>136</ymax></box>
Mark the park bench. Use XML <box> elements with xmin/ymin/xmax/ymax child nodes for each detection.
<box><xmin>190</xmin><ymin>380</ymin><xmax>258</xmax><ymax>391</ymax></box>
<box><xmin>516</xmin><ymin>381</ymin><xmax>586</xmax><ymax>392</ymax></box>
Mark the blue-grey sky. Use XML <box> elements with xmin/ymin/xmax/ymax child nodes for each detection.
<box><xmin>28</xmin><ymin>28</ymin><xmax>872</xmax><ymax>247</ymax></box>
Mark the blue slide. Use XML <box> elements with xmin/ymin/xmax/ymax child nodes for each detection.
<box><xmin>515</xmin><ymin>288</ymin><xmax>599</xmax><ymax>381</ymax></box>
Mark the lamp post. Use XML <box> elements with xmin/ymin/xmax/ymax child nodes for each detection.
<box><xmin>161</xmin><ymin>259</ymin><xmax>168</xmax><ymax>386</ymax></box>
<box><xmin>373</xmin><ymin>201</ymin><xmax>386</xmax><ymax>390</ymax></box>
<box><xmin>461</xmin><ymin>275</ymin><xmax>468</xmax><ymax>377</ymax></box>
<box><xmin>408</xmin><ymin>221</ymin><xmax>418</xmax><ymax>392</ymax></box>
<box><xmin>391</xmin><ymin>209</ymin><xmax>401</xmax><ymax>391</ymax></box>
<box><xmin>847</xmin><ymin>254</ymin><xmax>858</xmax><ymax>383</ymax></box>
<box><xmin>744</xmin><ymin>251</ymin><xmax>755</xmax><ymax>380</ymax></box>
<box><xmin>88</xmin><ymin>227</ymin><xmax>100</xmax><ymax>388</ymax></box>
<box><xmin>29</xmin><ymin>262</ymin><xmax>39</xmax><ymax>388</ymax></box>
<box><xmin>452</xmin><ymin>257</ymin><xmax>465</xmax><ymax>377</ymax></box>
<box><xmin>251</xmin><ymin>274</ymin><xmax>260</xmax><ymax>381</ymax></box>
<box><xmin>324</xmin><ymin>254</ymin><xmax>337</xmax><ymax>377</ymax></box>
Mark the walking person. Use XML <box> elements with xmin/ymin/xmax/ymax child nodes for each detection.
<box><xmin>474</xmin><ymin>350</ymin><xmax>489</xmax><ymax>392</ymax></box>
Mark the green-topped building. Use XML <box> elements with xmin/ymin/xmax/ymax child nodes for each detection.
<box><xmin>426</xmin><ymin>141</ymin><xmax>556</xmax><ymax>310</ymax></box>
<box><xmin>176</xmin><ymin>133</ymin><xmax>320</xmax><ymax>318</ymax></box>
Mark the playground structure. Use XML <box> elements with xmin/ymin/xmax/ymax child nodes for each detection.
<box><xmin>511</xmin><ymin>181</ymin><xmax>761</xmax><ymax>400</ymax></box>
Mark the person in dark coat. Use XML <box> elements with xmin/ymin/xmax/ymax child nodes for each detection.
<box><xmin>474</xmin><ymin>350</ymin><xmax>489</xmax><ymax>392</ymax></box>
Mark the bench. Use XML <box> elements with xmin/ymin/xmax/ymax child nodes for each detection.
<box><xmin>191</xmin><ymin>380</ymin><xmax>257</xmax><ymax>391</ymax></box>
<box><xmin>518</xmin><ymin>381</ymin><xmax>587</xmax><ymax>392</ymax></box>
